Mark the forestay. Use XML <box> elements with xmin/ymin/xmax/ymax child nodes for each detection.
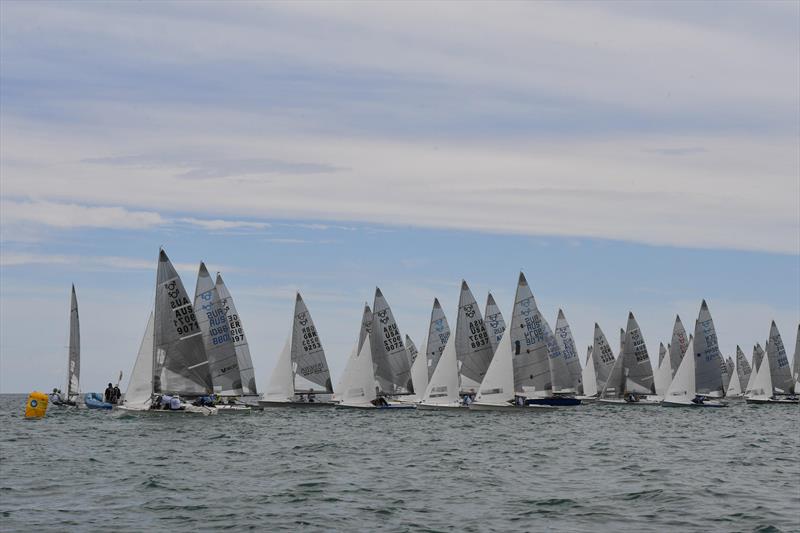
<box><xmin>454</xmin><ymin>281</ymin><xmax>494</xmax><ymax>393</ymax></box>
<box><xmin>154</xmin><ymin>250</ymin><xmax>213</xmax><ymax>396</ymax></box>
<box><xmin>216</xmin><ymin>274</ymin><xmax>258</xmax><ymax>395</ymax></box>
<box><xmin>371</xmin><ymin>288</ymin><xmax>413</xmax><ymax>395</ymax></box>
<box><xmin>67</xmin><ymin>285</ymin><xmax>80</xmax><ymax>401</ymax></box>
<box><xmin>194</xmin><ymin>263</ymin><xmax>242</xmax><ymax>396</ymax></box>
<box><xmin>484</xmin><ymin>293</ymin><xmax>506</xmax><ymax>355</ymax></box>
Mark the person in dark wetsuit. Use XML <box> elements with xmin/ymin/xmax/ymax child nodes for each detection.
<box><xmin>104</xmin><ymin>383</ymin><xmax>114</xmax><ymax>403</ymax></box>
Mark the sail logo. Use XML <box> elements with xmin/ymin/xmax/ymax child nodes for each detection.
<box><xmin>463</xmin><ymin>304</ymin><xmax>476</xmax><ymax>318</ymax></box>
<box><xmin>520</xmin><ymin>299</ymin><xmax>532</xmax><ymax>316</ymax></box>
<box><xmin>377</xmin><ymin>310</ymin><xmax>390</xmax><ymax>325</ymax></box>
<box><xmin>200</xmin><ymin>291</ymin><xmax>212</xmax><ymax>301</ymax></box>
<box><xmin>296</xmin><ymin>312</ymin><xmax>308</xmax><ymax>326</ymax></box>
<box><xmin>434</xmin><ymin>319</ymin><xmax>445</xmax><ymax>332</ymax></box>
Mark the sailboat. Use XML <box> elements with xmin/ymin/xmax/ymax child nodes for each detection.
<box><xmin>51</xmin><ymin>285</ymin><xmax>81</xmax><ymax>407</ymax></box>
<box><xmin>554</xmin><ymin>309</ymin><xmax>583</xmax><ymax>394</ymax></box>
<box><xmin>577</xmin><ymin>324</ymin><xmax>616</xmax><ymax>401</ymax></box>
<box><xmin>215</xmin><ymin>273</ymin><xmax>259</xmax><ymax>402</ymax></box>
<box><xmin>725</xmin><ymin>347</ymin><xmax>746</xmax><ymax>399</ymax></box>
<box><xmin>598</xmin><ymin>312</ymin><xmax>657</xmax><ymax>405</ymax></box>
<box><xmin>692</xmin><ymin>301</ymin><xmax>726</xmax><ymax>398</ymax></box>
<box><xmin>404</xmin><ymin>299</ymin><xmax>451</xmax><ymax>402</ymax></box>
<box><xmin>119</xmin><ymin>250</ymin><xmax>217</xmax><ymax>415</ymax></box>
<box><xmin>261</xmin><ymin>293</ymin><xmax>334</xmax><ymax>407</ymax></box>
<box><xmin>661</xmin><ymin>336</ymin><xmax>727</xmax><ymax>407</ymax></box>
<box><xmin>371</xmin><ymin>288</ymin><xmax>414</xmax><ymax>397</ymax></box>
<box><xmin>763</xmin><ymin>321</ymin><xmax>795</xmax><ymax>396</ymax></box>
<box><xmin>745</xmin><ymin>332</ymin><xmax>799</xmax><ymax>404</ymax></box>
<box><xmin>193</xmin><ymin>263</ymin><xmax>251</xmax><ymax>413</ymax></box>
<box><xmin>668</xmin><ymin>315</ymin><xmax>689</xmax><ymax>375</ymax></box>
<box><xmin>419</xmin><ymin>281</ymin><xmax>493</xmax><ymax>409</ymax></box>
<box><xmin>484</xmin><ymin>293</ymin><xmax>506</xmax><ymax>355</ymax></box>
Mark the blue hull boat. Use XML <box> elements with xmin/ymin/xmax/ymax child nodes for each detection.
<box><xmin>84</xmin><ymin>393</ymin><xmax>113</xmax><ymax>410</ymax></box>
<box><xmin>525</xmin><ymin>397</ymin><xmax>582</xmax><ymax>407</ymax></box>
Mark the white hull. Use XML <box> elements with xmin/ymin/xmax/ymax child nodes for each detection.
<box><xmin>574</xmin><ymin>395</ymin><xmax>598</xmax><ymax>403</ymax></box>
<box><xmin>117</xmin><ymin>405</ymin><xmax>217</xmax><ymax>416</ymax></box>
<box><xmin>215</xmin><ymin>404</ymin><xmax>253</xmax><ymax>413</ymax></box>
<box><xmin>416</xmin><ymin>402</ymin><xmax>464</xmax><ymax>411</ymax></box>
<box><xmin>661</xmin><ymin>399</ymin><xmax>727</xmax><ymax>408</ymax></box>
<box><xmin>258</xmin><ymin>400</ymin><xmax>334</xmax><ymax>408</ymax></box>
<box><xmin>469</xmin><ymin>402</ymin><xmax>553</xmax><ymax>412</ymax></box>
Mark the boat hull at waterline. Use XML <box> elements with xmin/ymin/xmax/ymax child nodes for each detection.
<box><xmin>661</xmin><ymin>398</ymin><xmax>728</xmax><ymax>408</ymax></box>
<box><xmin>574</xmin><ymin>395</ymin><xmax>598</xmax><ymax>403</ymax></box>
<box><xmin>416</xmin><ymin>401</ymin><xmax>464</xmax><ymax>411</ymax></box>
<box><xmin>335</xmin><ymin>402</ymin><xmax>416</xmax><ymax>410</ymax></box>
<box><xmin>117</xmin><ymin>404</ymin><xmax>218</xmax><ymax>416</ymax></box>
<box><xmin>745</xmin><ymin>397</ymin><xmax>799</xmax><ymax>405</ymax></box>
<box><xmin>215</xmin><ymin>404</ymin><xmax>255</xmax><ymax>413</ymax></box>
<box><xmin>468</xmin><ymin>402</ymin><xmax>554</xmax><ymax>412</ymax></box>
<box><xmin>525</xmin><ymin>397</ymin><xmax>581</xmax><ymax>407</ymax></box>
<box><xmin>258</xmin><ymin>399</ymin><xmax>334</xmax><ymax>408</ymax></box>
<box><xmin>598</xmin><ymin>396</ymin><xmax>661</xmax><ymax>406</ymax></box>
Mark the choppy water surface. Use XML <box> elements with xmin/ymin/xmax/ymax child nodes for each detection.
<box><xmin>1</xmin><ymin>395</ymin><xmax>798</xmax><ymax>532</ymax></box>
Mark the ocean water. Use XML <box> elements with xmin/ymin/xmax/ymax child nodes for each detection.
<box><xmin>1</xmin><ymin>394</ymin><xmax>798</xmax><ymax>532</ymax></box>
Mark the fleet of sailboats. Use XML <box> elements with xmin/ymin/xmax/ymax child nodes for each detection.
<box><xmin>49</xmin><ymin>250</ymin><xmax>798</xmax><ymax>413</ymax></box>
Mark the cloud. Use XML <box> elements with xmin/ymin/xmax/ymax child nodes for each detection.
<box><xmin>0</xmin><ymin>251</ymin><xmax>235</xmax><ymax>276</ymax></box>
<box><xmin>176</xmin><ymin>217</ymin><xmax>269</xmax><ymax>231</ymax></box>
<box><xmin>0</xmin><ymin>199</ymin><xmax>164</xmax><ymax>230</ymax></box>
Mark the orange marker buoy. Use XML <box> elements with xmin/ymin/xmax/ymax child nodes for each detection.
<box><xmin>25</xmin><ymin>391</ymin><xmax>49</xmax><ymax>418</ymax></box>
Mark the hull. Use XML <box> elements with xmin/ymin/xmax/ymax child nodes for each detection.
<box><xmin>525</xmin><ymin>397</ymin><xmax>581</xmax><ymax>407</ymax></box>
<box><xmin>598</xmin><ymin>398</ymin><xmax>660</xmax><ymax>406</ymax></box>
<box><xmin>746</xmin><ymin>397</ymin><xmax>800</xmax><ymax>404</ymax></box>
<box><xmin>469</xmin><ymin>402</ymin><xmax>553</xmax><ymax>412</ymax></box>
<box><xmin>84</xmin><ymin>393</ymin><xmax>113</xmax><ymax>410</ymax></box>
<box><xmin>335</xmin><ymin>402</ymin><xmax>416</xmax><ymax>410</ymax></box>
<box><xmin>258</xmin><ymin>400</ymin><xmax>334</xmax><ymax>408</ymax></box>
<box><xmin>215</xmin><ymin>404</ymin><xmax>254</xmax><ymax>414</ymax></box>
<box><xmin>117</xmin><ymin>405</ymin><xmax>218</xmax><ymax>416</ymax></box>
<box><xmin>662</xmin><ymin>399</ymin><xmax>728</xmax><ymax>408</ymax></box>
<box><xmin>416</xmin><ymin>402</ymin><xmax>464</xmax><ymax>411</ymax></box>
<box><xmin>575</xmin><ymin>396</ymin><xmax>598</xmax><ymax>404</ymax></box>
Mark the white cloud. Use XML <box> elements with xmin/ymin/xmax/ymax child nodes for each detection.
<box><xmin>176</xmin><ymin>217</ymin><xmax>269</xmax><ymax>231</ymax></box>
<box><xmin>0</xmin><ymin>251</ymin><xmax>232</xmax><ymax>276</ymax></box>
<box><xmin>0</xmin><ymin>199</ymin><xmax>164</xmax><ymax>229</ymax></box>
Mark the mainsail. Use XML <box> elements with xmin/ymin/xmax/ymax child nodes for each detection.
<box><xmin>125</xmin><ymin>312</ymin><xmax>155</xmax><ymax>408</ymax></box>
<box><xmin>752</xmin><ymin>343</ymin><xmax>764</xmax><ymax>372</ymax></box>
<box><xmin>591</xmin><ymin>324</ymin><xmax>616</xmax><ymax>394</ymax></box>
<box><xmin>601</xmin><ymin>313</ymin><xmax>654</xmax><ymax>398</ymax></box>
<box><xmin>216</xmin><ymin>274</ymin><xmax>258</xmax><ymax>395</ymax></box>
<box><xmin>371</xmin><ymin>288</ymin><xmax>413</xmax><ymax>395</ymax></box>
<box><xmin>67</xmin><ymin>285</ymin><xmax>80</xmax><ymax>401</ymax></box>
<box><xmin>735</xmin><ymin>346</ymin><xmax>752</xmax><ymax>393</ymax></box>
<box><xmin>509</xmin><ymin>273</ymin><xmax>552</xmax><ymax>397</ymax></box>
<box><xmin>554</xmin><ymin>309</ymin><xmax>582</xmax><ymax>393</ymax></box>
<box><xmin>484</xmin><ymin>293</ymin><xmax>506</xmax><ymax>355</ymax></box>
<box><xmin>194</xmin><ymin>263</ymin><xmax>242</xmax><ymax>396</ymax></box>
<box><xmin>266</xmin><ymin>293</ymin><xmax>333</xmax><ymax>400</ymax></box>
<box><xmin>455</xmin><ymin>281</ymin><xmax>494</xmax><ymax>392</ymax></box>
<box><xmin>668</xmin><ymin>315</ymin><xmax>689</xmax><ymax>375</ymax></box>
<box><xmin>765</xmin><ymin>321</ymin><xmax>793</xmax><ymax>394</ymax></box>
<box><xmin>425</xmin><ymin>298</ymin><xmax>450</xmax><ymax>381</ymax></box>
<box><xmin>693</xmin><ymin>301</ymin><xmax>724</xmax><ymax>396</ymax></box>
<box><xmin>153</xmin><ymin>250</ymin><xmax>213</xmax><ymax>396</ymax></box>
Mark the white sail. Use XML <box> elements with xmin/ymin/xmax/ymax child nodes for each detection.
<box><xmin>765</xmin><ymin>321</ymin><xmax>794</xmax><ymax>394</ymax></box>
<box><xmin>215</xmin><ymin>274</ymin><xmax>258</xmax><ymax>395</ymax></box>
<box><xmin>339</xmin><ymin>334</ymin><xmax>378</xmax><ymax>407</ymax></box>
<box><xmin>653</xmin><ymin>346</ymin><xmax>673</xmax><ymax>398</ymax></box>
<box><xmin>668</xmin><ymin>315</ymin><xmax>689</xmax><ymax>375</ymax></box>
<box><xmin>658</xmin><ymin>342</ymin><xmax>666</xmax><ymax>368</ymax></box>
<box><xmin>66</xmin><ymin>285</ymin><xmax>80</xmax><ymax>401</ymax></box>
<box><xmin>734</xmin><ymin>346</ymin><xmax>752</xmax><ymax>394</ymax></box>
<box><xmin>334</xmin><ymin>304</ymin><xmax>371</xmax><ymax>402</ymax></box>
<box><xmin>455</xmin><ymin>281</ymin><xmax>494</xmax><ymax>393</ymax></box>
<box><xmin>581</xmin><ymin>347</ymin><xmax>598</xmax><ymax>397</ymax></box>
<box><xmin>371</xmin><ymin>288</ymin><xmax>413</xmax><ymax>394</ymax></box>
<box><xmin>554</xmin><ymin>309</ymin><xmax>583</xmax><ymax>393</ymax></box>
<box><xmin>664</xmin><ymin>337</ymin><xmax>697</xmax><ymax>403</ymax></box>
<box><xmin>291</xmin><ymin>293</ymin><xmax>333</xmax><ymax>393</ymax></box>
<box><xmin>724</xmin><ymin>356</ymin><xmax>735</xmax><ymax>390</ymax></box>
<box><xmin>475</xmin><ymin>327</ymin><xmax>515</xmax><ymax>405</ymax></box>
<box><xmin>194</xmin><ymin>263</ymin><xmax>242</xmax><ymax>396</ymax></box>
<box><xmin>746</xmin><ymin>345</ymin><xmax>773</xmax><ymax>401</ymax></box>
<box><xmin>407</xmin><ymin>334</ymin><xmax>427</xmax><ymax>401</ymax></box>
<box><xmin>509</xmin><ymin>273</ymin><xmax>552</xmax><ymax>397</ymax></box>
<box><xmin>124</xmin><ymin>312</ymin><xmax>155</xmax><ymax>408</ymax></box>
<box><xmin>726</xmin><ymin>356</ymin><xmax>743</xmax><ymax>397</ymax></box>
<box><xmin>693</xmin><ymin>301</ymin><xmax>724</xmax><ymax>396</ymax></box>
<box><xmin>264</xmin><ymin>337</ymin><xmax>294</xmax><ymax>401</ymax></box>
<box><xmin>424</xmin><ymin>298</ymin><xmax>450</xmax><ymax>381</ymax></box>
<box><xmin>153</xmin><ymin>249</ymin><xmax>213</xmax><ymax>396</ymax></box>
<box><xmin>421</xmin><ymin>334</ymin><xmax>461</xmax><ymax>405</ymax></box>
<box><xmin>484</xmin><ymin>293</ymin><xmax>506</xmax><ymax>355</ymax></box>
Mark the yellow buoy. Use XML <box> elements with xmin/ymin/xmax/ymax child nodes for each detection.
<box><xmin>25</xmin><ymin>391</ymin><xmax>49</xmax><ymax>418</ymax></box>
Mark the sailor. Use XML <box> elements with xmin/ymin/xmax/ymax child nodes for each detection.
<box><xmin>308</xmin><ymin>391</ymin><xmax>316</xmax><ymax>403</ymax></box>
<box><xmin>104</xmin><ymin>383</ymin><xmax>114</xmax><ymax>403</ymax></box>
<box><xmin>113</xmin><ymin>385</ymin><xmax>122</xmax><ymax>404</ymax></box>
<box><xmin>50</xmin><ymin>388</ymin><xmax>63</xmax><ymax>405</ymax></box>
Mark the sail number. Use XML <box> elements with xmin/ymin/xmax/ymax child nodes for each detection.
<box><xmin>383</xmin><ymin>323</ymin><xmax>404</xmax><ymax>352</ymax></box>
<box><xmin>301</xmin><ymin>326</ymin><xmax>321</xmax><ymax>352</ymax></box>
<box><xmin>468</xmin><ymin>320</ymin><xmax>489</xmax><ymax>349</ymax></box>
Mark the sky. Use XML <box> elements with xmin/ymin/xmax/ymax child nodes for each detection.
<box><xmin>1</xmin><ymin>1</ymin><xmax>798</xmax><ymax>393</ymax></box>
